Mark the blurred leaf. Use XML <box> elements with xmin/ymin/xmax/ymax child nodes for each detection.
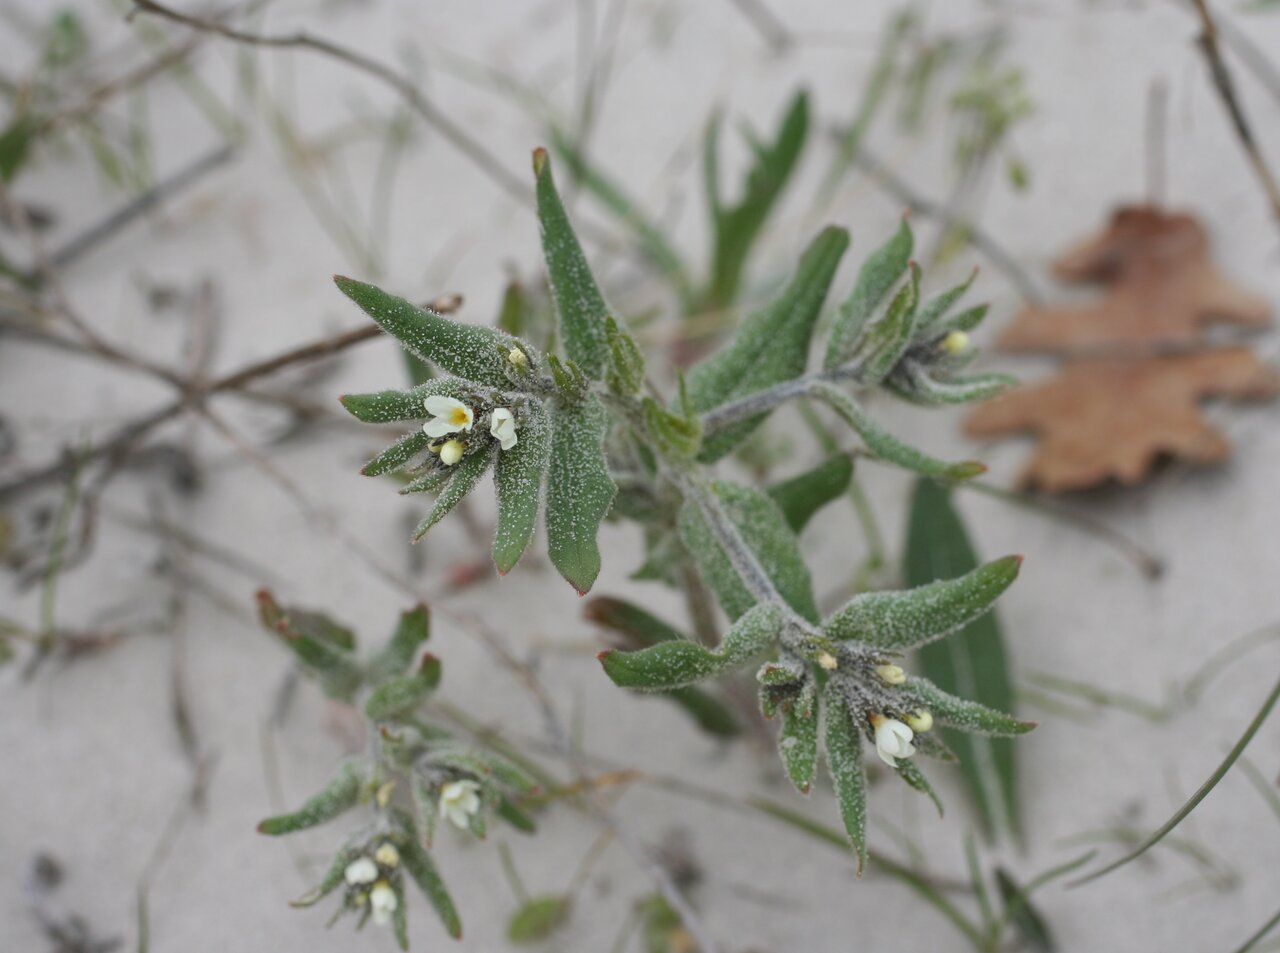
<box><xmin>43</xmin><ymin>10</ymin><xmax>89</xmax><ymax>68</ymax></box>
<box><xmin>507</xmin><ymin>895</ymin><xmax>572</xmax><ymax>943</ymax></box>
<box><xmin>600</xmin><ymin>602</ymin><xmax>781</xmax><ymax>690</ymax></box>
<box><xmin>258</xmin><ymin>763</ymin><xmax>362</xmax><ymax>835</ymax></box>
<box><xmin>604</xmin><ymin>315</ymin><xmax>646</xmax><ymax>396</ymax></box>
<box><xmin>642</xmin><ymin>395</ymin><xmax>703</xmax><ymax>461</ymax></box>
<box><xmin>411</xmin><ymin>446</ymin><xmax>496</xmax><ymax>542</ymax></box>
<box><xmin>810</xmin><ymin>382</ymin><xmax>984</xmax><ymax>480</ymax></box>
<box><xmin>493</xmin><ymin>399</ymin><xmax>551</xmax><ymax>574</ymax></box>
<box><xmin>765</xmin><ymin>453</ymin><xmax>853</xmax><ymax>533</ymax></box>
<box><xmin>823</xmin><ymin>554</ymin><xmax>1021</xmax><ymax>649</ymax></box>
<box><xmin>533</xmin><ymin>148</ymin><xmax>609</xmax><ymax>378</ymax></box>
<box><xmin>398</xmin><ymin>827</ymin><xmax>463</xmax><ymax>938</ymax></box>
<box><xmin>364</xmin><ymin>660</ymin><xmax>441</xmax><ymax>720</ymax></box>
<box><xmin>335</xmin><ymin>276</ymin><xmax>520</xmax><ymax>389</ymax></box>
<box><xmin>996</xmin><ymin>868</ymin><xmax>1054</xmax><ymax>952</ymax></box>
<box><xmin>703</xmin><ymin>90</ymin><xmax>810</xmax><ymax>311</ymax></box>
<box><xmin>678</xmin><ymin>481</ymin><xmax>819</xmax><ymax>623</ymax></box>
<box><xmin>905</xmin><ymin>478</ymin><xmax>1021</xmax><ymax>841</ymax></box>
<box><xmin>546</xmin><ymin>394</ymin><xmax>616</xmax><ymax>593</ymax></box>
<box><xmin>368</xmin><ymin>604</ymin><xmax>431</xmax><ymax>683</ymax></box>
<box><xmin>824</xmin><ymin>217</ymin><xmax>913</xmax><ymax>370</ymax></box>
<box><xmin>857</xmin><ymin>261</ymin><xmax>921</xmax><ymax>385</ymax></box>
<box><xmin>689</xmin><ymin>226</ymin><xmax>849</xmax><ymax>461</ymax></box>
<box><xmin>361</xmin><ymin>430</ymin><xmax>431</xmax><ymax>477</ymax></box>
<box><xmin>0</xmin><ymin>116</ymin><xmax>34</xmax><ymax>183</ymax></box>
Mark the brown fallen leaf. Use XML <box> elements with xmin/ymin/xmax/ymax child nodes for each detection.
<box><xmin>998</xmin><ymin>206</ymin><xmax>1270</xmax><ymax>353</ymax></box>
<box><xmin>965</xmin><ymin>347</ymin><xmax>1280</xmax><ymax>492</ymax></box>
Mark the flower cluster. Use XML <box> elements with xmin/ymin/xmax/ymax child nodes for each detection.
<box><xmin>341</xmin><ymin>840</ymin><xmax>402</xmax><ymax>927</ymax></box>
<box><xmin>422</xmin><ymin>394</ymin><xmax>519</xmax><ymax>466</ymax></box>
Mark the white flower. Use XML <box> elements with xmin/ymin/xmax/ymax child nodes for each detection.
<box><xmin>369</xmin><ymin>880</ymin><xmax>398</xmax><ymax>926</ymax></box>
<box><xmin>489</xmin><ymin>408</ymin><xmax>518</xmax><ymax>451</ymax></box>
<box><xmin>344</xmin><ymin>856</ymin><xmax>378</xmax><ymax>886</ymax></box>
<box><xmin>423</xmin><ymin>395</ymin><xmax>474</xmax><ymax>438</ymax></box>
<box><xmin>872</xmin><ymin>715</ymin><xmax>916</xmax><ymax>768</ymax></box>
<box><xmin>439</xmin><ymin>779</ymin><xmax>483</xmax><ymax>830</ymax></box>
<box><xmin>438</xmin><ymin>438</ymin><xmax>465</xmax><ymax>466</ymax></box>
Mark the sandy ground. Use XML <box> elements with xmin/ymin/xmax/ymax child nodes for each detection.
<box><xmin>3</xmin><ymin>1</ymin><xmax>1280</xmax><ymax>951</ymax></box>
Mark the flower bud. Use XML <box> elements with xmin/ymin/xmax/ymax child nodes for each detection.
<box><xmin>374</xmin><ymin>842</ymin><xmax>400</xmax><ymax>868</ymax></box>
<box><xmin>817</xmin><ymin>651</ymin><xmax>838</xmax><ymax>671</ymax></box>
<box><xmin>508</xmin><ymin>347</ymin><xmax>528</xmax><ymax>369</ymax></box>
<box><xmin>904</xmin><ymin>709</ymin><xmax>933</xmax><ymax>733</ymax></box>
<box><xmin>940</xmin><ymin>330</ymin><xmax>969</xmax><ymax>355</ymax></box>
<box><xmin>439</xmin><ymin>439</ymin><xmax>465</xmax><ymax>466</ymax></box>
<box><xmin>874</xmin><ymin>663</ymin><xmax>906</xmax><ymax>685</ymax></box>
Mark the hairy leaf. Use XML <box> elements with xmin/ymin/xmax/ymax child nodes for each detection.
<box><xmin>399</xmin><ymin>830</ymin><xmax>463</xmax><ymax>939</ymax></box>
<box><xmin>493</xmin><ymin>399</ymin><xmax>551</xmax><ymax>574</ymax></box>
<box><xmin>546</xmin><ymin>394</ymin><xmax>616</xmax><ymax>593</ymax></box>
<box><xmin>361</xmin><ymin>430</ymin><xmax>432</xmax><ymax>477</ymax></box>
<box><xmin>824</xmin><ymin>216</ymin><xmax>913</xmax><ymax>369</ymax></box>
<box><xmin>823</xmin><ymin>687</ymin><xmax>869</xmax><ymax>871</ymax></box>
<box><xmin>367</xmin><ymin>604</ymin><xmax>431</xmax><ymax>683</ymax></box>
<box><xmin>258</xmin><ymin>763</ymin><xmax>362</xmax><ymax>835</ymax></box>
<box><xmin>411</xmin><ymin>446</ymin><xmax>496</xmax><ymax>543</ymax></box>
<box><xmin>534</xmin><ymin>148</ymin><xmax>610</xmax><ymax>378</ymax></box>
<box><xmin>823</xmin><ymin>555</ymin><xmax>1022</xmax><ymax>649</ymax></box>
<box><xmin>688</xmin><ymin>226</ymin><xmax>849</xmax><ymax>461</ymax></box>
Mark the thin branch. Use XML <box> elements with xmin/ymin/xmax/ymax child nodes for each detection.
<box><xmin>129</xmin><ymin>0</ymin><xmax>529</xmax><ymax>204</ymax></box>
<box><xmin>1189</xmin><ymin>0</ymin><xmax>1280</xmax><ymax>230</ymax></box>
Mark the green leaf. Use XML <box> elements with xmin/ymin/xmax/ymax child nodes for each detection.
<box><xmin>857</xmin><ymin>261</ymin><xmax>921</xmax><ymax>385</ymax></box>
<box><xmin>995</xmin><ymin>868</ymin><xmax>1056</xmax><ymax>953</ymax></box>
<box><xmin>364</xmin><ymin>661</ymin><xmax>441</xmax><ymax>720</ymax></box>
<box><xmin>392</xmin><ymin>878</ymin><xmax>409</xmax><ymax>950</ymax></box>
<box><xmin>907</xmin><ymin>677</ymin><xmax>1035</xmax><ymax>736</ymax></box>
<box><xmin>497</xmin><ymin>795</ymin><xmax>538</xmax><ymax>833</ymax></box>
<box><xmin>688</xmin><ymin>226</ymin><xmax>849</xmax><ymax>461</ymax></box>
<box><xmin>703</xmin><ymin>90</ymin><xmax>811</xmax><ymax>311</ymax></box>
<box><xmin>765</xmin><ymin>454</ymin><xmax>854</xmax><ymax>533</ymax></box>
<box><xmin>905</xmin><ymin>476</ymin><xmax>1024</xmax><ymax>841</ymax></box>
<box><xmin>545</xmin><ymin>394</ymin><xmax>616</xmax><ymax>594</ymax></box>
<box><xmin>256</xmin><ymin>591</ymin><xmax>362</xmax><ymax>699</ymax></box>
<box><xmin>779</xmin><ymin>702</ymin><xmax>819</xmax><ymax>793</ymax></box>
<box><xmin>585</xmin><ymin>596</ymin><xmax>740</xmax><ymax>737</ymax></box>
<box><xmin>361</xmin><ymin>430</ymin><xmax>431</xmax><ymax>477</ymax></box>
<box><xmin>809</xmin><ymin>381</ymin><xmax>984</xmax><ymax>480</ymax></box>
<box><xmin>507</xmin><ymin>895</ymin><xmax>572</xmax><ymax>943</ymax></box>
<box><xmin>824</xmin><ymin>216</ymin><xmax>913</xmax><ymax>369</ymax></box>
<box><xmin>823</xmin><ymin>554</ymin><xmax>1022</xmax><ymax>649</ymax></box>
<box><xmin>257</xmin><ymin>763</ymin><xmax>362</xmax><ymax>835</ymax></box>
<box><xmin>493</xmin><ymin>399</ymin><xmax>551</xmax><ymax>574</ymax></box>
<box><xmin>533</xmin><ymin>148</ymin><xmax>610</xmax><ymax>378</ymax></box>
<box><xmin>290</xmin><ymin>846</ymin><xmax>358</xmax><ymax>908</ymax></box>
<box><xmin>340</xmin><ymin>378</ymin><xmax>475</xmax><ymax>424</ymax></box>
<box><xmin>599</xmin><ymin>602</ymin><xmax>782</xmax><ymax>690</ymax></box>
<box><xmin>823</xmin><ymin>687</ymin><xmax>869</xmax><ymax>871</ymax></box>
<box><xmin>411</xmin><ymin>446</ymin><xmax>496</xmax><ymax>543</ymax></box>
<box><xmin>368</xmin><ymin>604</ymin><xmax>431</xmax><ymax>683</ymax></box>
<box><xmin>896</xmin><ymin>758</ymin><xmax>944</xmax><ymax>817</ymax></box>
<box><xmin>642</xmin><ymin>395</ymin><xmax>703</xmax><ymax>461</ymax></box>
<box><xmin>399</xmin><ymin>831</ymin><xmax>463</xmax><ymax>939</ymax></box>
<box><xmin>604</xmin><ymin>315</ymin><xmax>646</xmax><ymax>396</ymax></box>
<box><xmin>335</xmin><ymin>276</ymin><xmax>519</xmax><ymax>389</ymax></box>
<box><xmin>678</xmin><ymin>481</ymin><xmax>819</xmax><ymax>623</ymax></box>
<box><xmin>915</xmin><ymin>268</ymin><xmax>977</xmax><ymax>334</ymax></box>
<box><xmin>0</xmin><ymin>115</ymin><xmax>34</xmax><ymax>183</ymax></box>
<box><xmin>892</xmin><ymin>367</ymin><xmax>1014</xmax><ymax>406</ymax></box>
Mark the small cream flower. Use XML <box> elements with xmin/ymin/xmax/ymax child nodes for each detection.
<box><xmin>344</xmin><ymin>856</ymin><xmax>378</xmax><ymax>886</ymax></box>
<box><xmin>940</xmin><ymin>330</ymin><xmax>969</xmax><ymax>355</ymax></box>
<box><xmin>871</xmin><ymin>714</ymin><xmax>916</xmax><ymax>768</ymax></box>
<box><xmin>439</xmin><ymin>439</ymin><xmax>465</xmax><ymax>466</ymax></box>
<box><xmin>423</xmin><ymin>395</ymin><xmax>474</xmax><ymax>438</ymax></box>
<box><xmin>508</xmin><ymin>347</ymin><xmax>528</xmax><ymax>369</ymax></box>
<box><xmin>816</xmin><ymin>651</ymin><xmax>839</xmax><ymax>671</ymax></box>
<box><xmin>369</xmin><ymin>880</ymin><xmax>398</xmax><ymax>926</ymax></box>
<box><xmin>905</xmin><ymin>709</ymin><xmax>933</xmax><ymax>733</ymax></box>
<box><xmin>374</xmin><ymin>842</ymin><xmax>400</xmax><ymax>868</ymax></box>
<box><xmin>439</xmin><ymin>779</ymin><xmax>483</xmax><ymax>830</ymax></box>
<box><xmin>874</xmin><ymin>663</ymin><xmax>906</xmax><ymax>685</ymax></box>
<box><xmin>489</xmin><ymin>408</ymin><xmax>518</xmax><ymax>451</ymax></box>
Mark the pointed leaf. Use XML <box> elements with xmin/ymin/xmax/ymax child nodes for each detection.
<box><xmin>765</xmin><ymin>454</ymin><xmax>854</xmax><ymax>533</ymax></box>
<box><xmin>533</xmin><ymin>148</ymin><xmax>610</xmax><ymax>378</ymax></box>
<box><xmin>411</xmin><ymin>446</ymin><xmax>496</xmax><ymax>543</ymax></box>
<box><xmin>905</xmin><ymin>478</ymin><xmax>1028</xmax><ymax>842</ymax></box>
<box><xmin>678</xmin><ymin>481</ymin><xmax>819</xmax><ymax>623</ymax></box>
<box><xmin>340</xmin><ymin>378</ymin><xmax>479</xmax><ymax>424</ymax></box>
<box><xmin>361</xmin><ymin>430</ymin><xmax>432</xmax><ymax>477</ymax></box>
<box><xmin>399</xmin><ymin>833</ymin><xmax>463</xmax><ymax>939</ymax></box>
<box><xmin>896</xmin><ymin>758</ymin><xmax>944</xmax><ymax>816</ymax></box>
<box><xmin>599</xmin><ymin>602</ymin><xmax>782</xmax><ymax>690</ymax></box>
<box><xmin>604</xmin><ymin>315</ymin><xmax>645</xmax><ymax>395</ymax></box>
<box><xmin>858</xmin><ymin>261</ymin><xmax>921</xmax><ymax>384</ymax></box>
<box><xmin>824</xmin><ymin>217</ymin><xmax>913</xmax><ymax>369</ymax></box>
<box><xmin>493</xmin><ymin>399</ymin><xmax>551</xmax><ymax>574</ymax></box>
<box><xmin>779</xmin><ymin>703</ymin><xmax>819</xmax><ymax>793</ymax></box>
<box><xmin>364</xmin><ymin>663</ymin><xmax>441</xmax><ymax>720</ymax></box>
<box><xmin>688</xmin><ymin>226</ymin><xmax>849</xmax><ymax>461</ymax></box>
<box><xmin>507</xmin><ymin>895</ymin><xmax>572</xmax><ymax>943</ymax></box>
<box><xmin>368</xmin><ymin>604</ymin><xmax>431</xmax><ymax>683</ymax></box>
<box><xmin>823</xmin><ymin>688</ymin><xmax>869</xmax><ymax>871</ymax></box>
<box><xmin>258</xmin><ymin>763</ymin><xmax>362</xmax><ymax>835</ymax></box>
<box><xmin>546</xmin><ymin>394</ymin><xmax>616</xmax><ymax>593</ymax></box>
<box><xmin>823</xmin><ymin>555</ymin><xmax>1022</xmax><ymax>649</ymax></box>
<box><xmin>810</xmin><ymin>381</ymin><xmax>984</xmax><ymax>480</ymax></box>
<box><xmin>915</xmin><ymin>269</ymin><xmax>978</xmax><ymax>334</ymax></box>
<box><xmin>335</xmin><ymin>276</ymin><xmax>519</xmax><ymax>389</ymax></box>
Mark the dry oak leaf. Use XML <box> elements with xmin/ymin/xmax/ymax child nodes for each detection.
<box><xmin>997</xmin><ymin>206</ymin><xmax>1270</xmax><ymax>353</ymax></box>
<box><xmin>964</xmin><ymin>347</ymin><xmax>1280</xmax><ymax>492</ymax></box>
